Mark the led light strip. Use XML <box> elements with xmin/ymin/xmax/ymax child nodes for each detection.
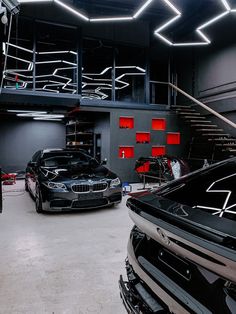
<box><xmin>17</xmin><ymin>0</ymin><xmax>236</xmax><ymax>46</ymax></box>
<box><xmin>154</xmin><ymin>0</ymin><xmax>236</xmax><ymax>46</ymax></box>
<box><xmin>3</xmin><ymin>43</ymin><xmax>146</xmax><ymax>99</ymax></box>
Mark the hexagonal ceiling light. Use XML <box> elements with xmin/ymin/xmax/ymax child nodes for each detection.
<box><xmin>15</xmin><ymin>0</ymin><xmax>236</xmax><ymax>46</ymax></box>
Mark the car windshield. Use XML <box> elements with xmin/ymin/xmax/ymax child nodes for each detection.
<box><xmin>40</xmin><ymin>151</ymin><xmax>94</xmax><ymax>168</ymax></box>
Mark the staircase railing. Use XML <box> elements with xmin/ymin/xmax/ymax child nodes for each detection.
<box><xmin>150</xmin><ymin>80</ymin><xmax>236</xmax><ymax>130</ymax></box>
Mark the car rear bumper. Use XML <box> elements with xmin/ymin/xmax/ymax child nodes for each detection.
<box><xmin>119</xmin><ymin>263</ymin><xmax>167</xmax><ymax>314</ymax></box>
<box><xmin>123</xmin><ymin>235</ymin><xmax>216</xmax><ymax>314</ymax></box>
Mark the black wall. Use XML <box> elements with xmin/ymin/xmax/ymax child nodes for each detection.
<box><xmin>174</xmin><ymin>32</ymin><xmax>236</xmax><ymax>137</ymax></box>
<box><xmin>0</xmin><ymin>119</ymin><xmax>66</xmax><ymax>172</ymax></box>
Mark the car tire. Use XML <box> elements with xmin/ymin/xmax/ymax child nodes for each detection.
<box><xmin>35</xmin><ymin>185</ymin><xmax>43</xmax><ymax>214</ymax></box>
<box><xmin>25</xmin><ymin>180</ymin><xmax>29</xmax><ymax>192</ymax></box>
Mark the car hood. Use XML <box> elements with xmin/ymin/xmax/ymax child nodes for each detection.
<box><xmin>39</xmin><ymin>165</ymin><xmax>114</xmax><ymax>181</ymax></box>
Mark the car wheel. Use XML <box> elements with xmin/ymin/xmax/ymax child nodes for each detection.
<box><xmin>25</xmin><ymin>179</ymin><xmax>29</xmax><ymax>192</ymax></box>
<box><xmin>35</xmin><ymin>185</ymin><xmax>43</xmax><ymax>213</ymax></box>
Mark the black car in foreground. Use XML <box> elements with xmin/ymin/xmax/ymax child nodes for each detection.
<box><xmin>119</xmin><ymin>157</ymin><xmax>236</xmax><ymax>313</ymax></box>
<box><xmin>25</xmin><ymin>148</ymin><xmax>122</xmax><ymax>213</ymax></box>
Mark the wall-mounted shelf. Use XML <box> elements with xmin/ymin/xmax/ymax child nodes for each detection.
<box><xmin>66</xmin><ymin>132</ymin><xmax>93</xmax><ymax>137</ymax></box>
<box><xmin>167</xmin><ymin>132</ymin><xmax>180</xmax><ymax>145</ymax></box>
<box><xmin>119</xmin><ymin>116</ymin><xmax>134</xmax><ymax>129</ymax></box>
<box><xmin>119</xmin><ymin>146</ymin><xmax>134</xmax><ymax>158</ymax></box>
<box><xmin>152</xmin><ymin>146</ymin><xmax>166</xmax><ymax>157</ymax></box>
<box><xmin>136</xmin><ymin>132</ymin><xmax>150</xmax><ymax>144</ymax></box>
<box><xmin>66</xmin><ymin>117</ymin><xmax>95</xmax><ymax>154</ymax></box>
<box><xmin>152</xmin><ymin>118</ymin><xmax>166</xmax><ymax>130</ymax></box>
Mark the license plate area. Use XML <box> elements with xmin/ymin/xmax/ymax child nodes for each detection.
<box><xmin>158</xmin><ymin>249</ymin><xmax>191</xmax><ymax>281</ymax></box>
<box><xmin>77</xmin><ymin>192</ymin><xmax>103</xmax><ymax>200</ymax></box>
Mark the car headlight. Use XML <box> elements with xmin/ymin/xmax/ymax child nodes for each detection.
<box><xmin>110</xmin><ymin>177</ymin><xmax>121</xmax><ymax>188</ymax></box>
<box><xmin>44</xmin><ymin>182</ymin><xmax>67</xmax><ymax>190</ymax></box>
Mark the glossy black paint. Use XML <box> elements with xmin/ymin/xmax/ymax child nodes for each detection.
<box><xmin>25</xmin><ymin>148</ymin><xmax>122</xmax><ymax>212</ymax></box>
<box><xmin>120</xmin><ymin>157</ymin><xmax>236</xmax><ymax>313</ymax></box>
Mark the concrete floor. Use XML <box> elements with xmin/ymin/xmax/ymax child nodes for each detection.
<box><xmin>0</xmin><ymin>180</ymin><xmax>135</xmax><ymax>314</ymax></box>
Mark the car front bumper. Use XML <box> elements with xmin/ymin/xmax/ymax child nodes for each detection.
<box><xmin>41</xmin><ymin>186</ymin><xmax>122</xmax><ymax>211</ymax></box>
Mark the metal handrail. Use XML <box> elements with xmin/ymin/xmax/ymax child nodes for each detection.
<box><xmin>150</xmin><ymin>80</ymin><xmax>236</xmax><ymax>130</ymax></box>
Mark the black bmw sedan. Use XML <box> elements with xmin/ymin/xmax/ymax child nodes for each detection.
<box><xmin>120</xmin><ymin>157</ymin><xmax>236</xmax><ymax>314</ymax></box>
<box><xmin>25</xmin><ymin>148</ymin><xmax>122</xmax><ymax>213</ymax></box>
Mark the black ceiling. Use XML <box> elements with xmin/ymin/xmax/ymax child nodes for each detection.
<box><xmin>18</xmin><ymin>0</ymin><xmax>236</xmax><ymax>46</ymax></box>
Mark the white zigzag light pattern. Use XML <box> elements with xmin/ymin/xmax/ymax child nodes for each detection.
<box><xmin>195</xmin><ymin>173</ymin><xmax>236</xmax><ymax>218</ymax></box>
<box><xmin>3</xmin><ymin>43</ymin><xmax>146</xmax><ymax>99</ymax></box>
<box><xmin>18</xmin><ymin>0</ymin><xmax>236</xmax><ymax>46</ymax></box>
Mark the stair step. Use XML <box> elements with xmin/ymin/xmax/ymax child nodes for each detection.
<box><xmin>191</xmin><ymin>124</ymin><xmax>218</xmax><ymax>127</ymax></box>
<box><xmin>179</xmin><ymin>112</ymin><xmax>201</xmax><ymax>115</ymax></box>
<box><xmin>171</xmin><ymin>105</ymin><xmax>192</xmax><ymax>109</ymax></box>
<box><xmin>221</xmin><ymin>149</ymin><xmax>236</xmax><ymax>153</ymax></box>
<box><xmin>183</xmin><ymin>116</ymin><xmax>206</xmax><ymax>119</ymax></box>
<box><xmin>215</xmin><ymin>143</ymin><xmax>236</xmax><ymax>147</ymax></box>
<box><xmin>209</xmin><ymin>138</ymin><xmax>236</xmax><ymax>142</ymax></box>
<box><xmin>195</xmin><ymin>129</ymin><xmax>224</xmax><ymax>132</ymax></box>
<box><xmin>204</xmin><ymin>133</ymin><xmax>230</xmax><ymax>137</ymax></box>
<box><xmin>187</xmin><ymin>120</ymin><xmax>212</xmax><ymax>123</ymax></box>
<box><xmin>176</xmin><ymin>108</ymin><xmax>196</xmax><ymax>112</ymax></box>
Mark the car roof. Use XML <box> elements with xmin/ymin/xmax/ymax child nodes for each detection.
<box><xmin>42</xmin><ymin>148</ymin><xmax>64</xmax><ymax>153</ymax></box>
<box><xmin>41</xmin><ymin>148</ymin><xmax>88</xmax><ymax>155</ymax></box>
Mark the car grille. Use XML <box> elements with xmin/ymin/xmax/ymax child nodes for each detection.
<box><xmin>72</xmin><ymin>184</ymin><xmax>90</xmax><ymax>193</ymax></box>
<box><xmin>93</xmin><ymin>183</ymin><xmax>108</xmax><ymax>191</ymax></box>
<box><xmin>72</xmin><ymin>182</ymin><xmax>108</xmax><ymax>193</ymax></box>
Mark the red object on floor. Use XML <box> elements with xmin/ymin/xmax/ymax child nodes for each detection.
<box><xmin>1</xmin><ymin>172</ymin><xmax>16</xmax><ymax>185</ymax></box>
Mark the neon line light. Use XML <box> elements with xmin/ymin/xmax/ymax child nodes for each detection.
<box><xmin>221</xmin><ymin>0</ymin><xmax>231</xmax><ymax>11</ymax></box>
<box><xmin>133</xmin><ymin>0</ymin><xmax>154</xmax><ymax>18</ymax></box>
<box><xmin>90</xmin><ymin>17</ymin><xmax>133</xmax><ymax>22</ymax></box>
<box><xmin>18</xmin><ymin>0</ymin><xmax>53</xmax><ymax>2</ymax></box>
<box><xmin>54</xmin><ymin>0</ymin><xmax>89</xmax><ymax>21</ymax></box>
<box><xmin>197</xmin><ymin>11</ymin><xmax>229</xmax><ymax>30</ymax></box>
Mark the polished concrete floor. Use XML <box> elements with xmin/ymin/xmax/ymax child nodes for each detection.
<box><xmin>0</xmin><ymin>180</ymin><xmax>135</xmax><ymax>314</ymax></box>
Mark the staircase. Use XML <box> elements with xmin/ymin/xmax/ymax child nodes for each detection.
<box><xmin>172</xmin><ymin>104</ymin><xmax>236</xmax><ymax>161</ymax></box>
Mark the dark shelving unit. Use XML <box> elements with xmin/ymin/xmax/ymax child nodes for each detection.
<box><xmin>66</xmin><ymin>119</ymin><xmax>95</xmax><ymax>155</ymax></box>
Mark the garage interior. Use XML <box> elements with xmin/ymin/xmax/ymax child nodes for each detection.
<box><xmin>1</xmin><ymin>0</ymin><xmax>236</xmax><ymax>313</ymax></box>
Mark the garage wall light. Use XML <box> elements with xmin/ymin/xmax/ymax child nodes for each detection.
<box><xmin>17</xmin><ymin>112</ymin><xmax>48</xmax><ymax>116</ymax></box>
<box><xmin>7</xmin><ymin>110</ymin><xmax>47</xmax><ymax>113</ymax></box>
<box><xmin>33</xmin><ymin>118</ymin><xmax>62</xmax><ymax>121</ymax></box>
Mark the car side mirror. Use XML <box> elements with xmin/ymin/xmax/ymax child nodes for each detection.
<box><xmin>28</xmin><ymin>161</ymin><xmax>37</xmax><ymax>168</ymax></box>
<box><xmin>101</xmin><ymin>158</ymin><xmax>107</xmax><ymax>165</ymax></box>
